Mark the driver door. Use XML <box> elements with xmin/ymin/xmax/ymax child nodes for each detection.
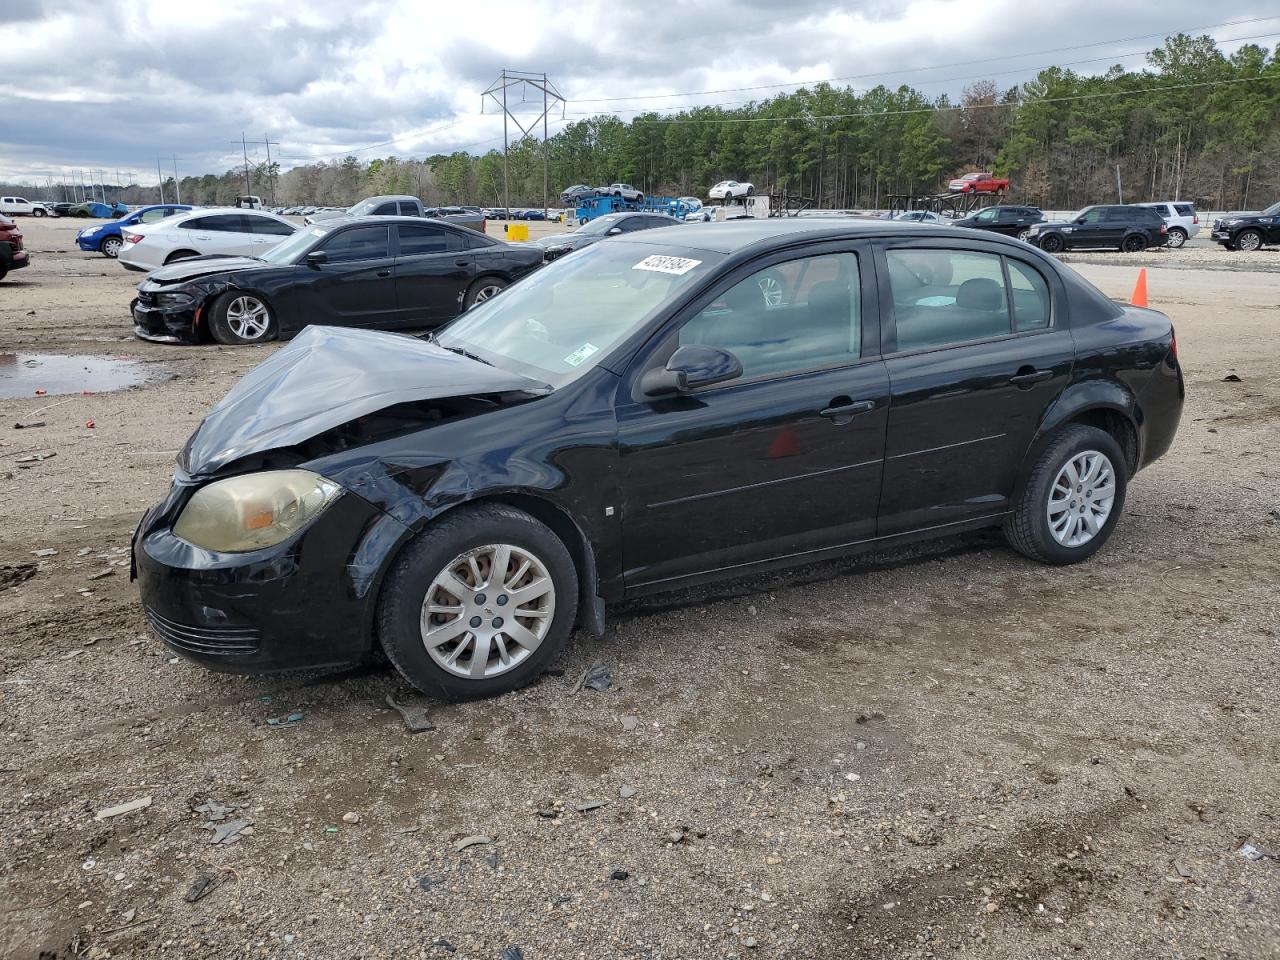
<box><xmin>615</xmin><ymin>244</ymin><xmax>890</xmax><ymax>590</ymax></box>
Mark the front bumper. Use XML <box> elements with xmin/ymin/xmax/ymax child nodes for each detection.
<box><xmin>75</xmin><ymin>234</ymin><xmax>103</xmax><ymax>252</ymax></box>
<box><xmin>3</xmin><ymin>249</ymin><xmax>30</xmax><ymax>271</ymax></box>
<box><xmin>132</xmin><ymin>294</ymin><xmax>200</xmax><ymax>344</ymax></box>
<box><xmin>134</xmin><ymin>480</ymin><xmax>405</xmax><ymax>673</ymax></box>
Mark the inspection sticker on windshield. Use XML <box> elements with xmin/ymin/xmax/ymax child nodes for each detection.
<box><xmin>633</xmin><ymin>254</ymin><xmax>702</xmax><ymax>275</ymax></box>
<box><xmin>563</xmin><ymin>342</ymin><xmax>600</xmax><ymax>367</ymax></box>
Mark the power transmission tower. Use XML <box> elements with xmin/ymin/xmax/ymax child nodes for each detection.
<box><xmin>232</xmin><ymin>135</ymin><xmax>281</xmax><ymax>204</ymax></box>
<box><xmin>482</xmin><ymin>69</ymin><xmax>565</xmax><ymax>216</ymax></box>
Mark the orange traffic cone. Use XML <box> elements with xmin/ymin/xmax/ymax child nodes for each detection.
<box><xmin>1129</xmin><ymin>268</ymin><xmax>1148</xmax><ymax>308</ymax></box>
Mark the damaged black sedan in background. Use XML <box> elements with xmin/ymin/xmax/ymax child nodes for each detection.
<box><xmin>135</xmin><ymin>219</ymin><xmax>1183</xmax><ymax>701</ymax></box>
<box><xmin>131</xmin><ymin>216</ymin><xmax>543</xmax><ymax>345</ymax></box>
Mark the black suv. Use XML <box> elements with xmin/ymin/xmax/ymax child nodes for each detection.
<box><xmin>953</xmin><ymin>205</ymin><xmax>1046</xmax><ymax>242</ymax></box>
<box><xmin>1028</xmin><ymin>205</ymin><xmax>1168</xmax><ymax>253</ymax></box>
<box><xmin>1211</xmin><ymin>200</ymin><xmax>1280</xmax><ymax>251</ymax></box>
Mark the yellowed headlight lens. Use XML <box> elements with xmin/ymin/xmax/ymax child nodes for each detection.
<box><xmin>173</xmin><ymin>469</ymin><xmax>342</xmax><ymax>552</ymax></box>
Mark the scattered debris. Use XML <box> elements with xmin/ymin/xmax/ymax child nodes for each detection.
<box><xmin>1238</xmin><ymin>841</ymin><xmax>1279</xmax><ymax>861</ymax></box>
<box><xmin>431</xmin><ymin>938</ymin><xmax>456</xmax><ymax>953</ymax></box>
<box><xmin>94</xmin><ymin>795</ymin><xmax>152</xmax><ymax>821</ymax></box>
<box><xmin>578</xmin><ymin>662</ymin><xmax>612</xmax><ymax>693</ymax></box>
<box><xmin>619</xmin><ymin>785</ymin><xmax>638</xmax><ymax>799</ymax></box>
<box><xmin>501</xmin><ymin>947</ymin><xmax>525</xmax><ymax>960</ymax></box>
<box><xmin>620</xmin><ymin>715</ymin><xmax>640</xmax><ymax>731</ymax></box>
<box><xmin>14</xmin><ymin>421</ymin><xmax>46</xmax><ymax>430</ymax></box>
<box><xmin>120</xmin><ymin>908</ymin><xmax>136</xmax><ymax>923</ymax></box>
<box><xmin>265</xmin><ymin>712</ymin><xmax>304</xmax><ymax>727</ymax></box>
<box><xmin>610</xmin><ymin>869</ymin><xmax>629</xmax><ymax>881</ymax></box>
<box><xmin>15</xmin><ymin>451</ymin><xmax>56</xmax><ymax>463</ymax></box>
<box><xmin>342</xmin><ymin>811</ymin><xmax>360</xmax><ymax>824</ymax></box>
<box><xmin>183</xmin><ymin>872</ymin><xmax>221</xmax><ymax>903</ymax></box>
<box><xmin>30</xmin><ymin>548</ymin><xmax>58</xmax><ymax>557</ymax></box>
<box><xmin>194</xmin><ymin>800</ymin><xmax>234</xmax><ymax>822</ymax></box>
<box><xmin>454</xmin><ymin>834</ymin><xmax>492</xmax><ymax>852</ymax></box>
<box><xmin>575</xmin><ymin>800</ymin><xmax>608</xmax><ymax>813</ymax></box>
<box><xmin>87</xmin><ymin>569</ymin><xmax>114</xmax><ymax>581</ymax></box>
<box><xmin>386</xmin><ymin>691</ymin><xmax>435</xmax><ymax>733</ymax></box>
<box><xmin>84</xmin><ymin>420</ymin><xmax>96</xmax><ymax>429</ymax></box>
<box><xmin>205</xmin><ymin>819</ymin><xmax>253</xmax><ymax>845</ymax></box>
<box><xmin>668</xmin><ymin>828</ymin><xmax>686</xmax><ymax>845</ymax></box>
<box><xmin>1222</xmin><ymin>373</ymin><xmax>1242</xmax><ymax>382</ymax></box>
<box><xmin>0</xmin><ymin>565</ymin><xmax>37</xmax><ymax>590</ymax></box>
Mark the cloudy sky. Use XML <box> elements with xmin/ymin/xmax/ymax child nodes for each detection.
<box><xmin>4</xmin><ymin>0</ymin><xmax>1278</xmax><ymax>186</ymax></box>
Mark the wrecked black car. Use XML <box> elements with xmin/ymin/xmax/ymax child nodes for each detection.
<box><xmin>131</xmin><ymin>216</ymin><xmax>543</xmax><ymax>345</ymax></box>
<box><xmin>135</xmin><ymin>219</ymin><xmax>1183</xmax><ymax>701</ymax></box>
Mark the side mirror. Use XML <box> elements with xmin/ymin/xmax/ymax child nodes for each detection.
<box><xmin>1074</xmin><ymin>217</ymin><xmax>1087</xmax><ymax>225</ymax></box>
<box><xmin>305</xmin><ymin>250</ymin><xmax>327</xmax><ymax>266</ymax></box>
<box><xmin>640</xmin><ymin>344</ymin><xmax>743</xmax><ymax>397</ymax></box>
<box><xmin>607</xmin><ymin>226</ymin><xmax>623</xmax><ymax>235</ymax></box>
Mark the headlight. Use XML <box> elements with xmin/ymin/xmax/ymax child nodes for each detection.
<box><xmin>155</xmin><ymin>292</ymin><xmax>194</xmax><ymax>307</ymax></box>
<box><xmin>82</xmin><ymin>226</ymin><xmax>102</xmax><ymax>235</ymax></box>
<box><xmin>173</xmin><ymin>469</ymin><xmax>342</xmax><ymax>552</ymax></box>
<box><xmin>1221</xmin><ymin>218</ymin><xmax>1242</xmax><ymax>226</ymax></box>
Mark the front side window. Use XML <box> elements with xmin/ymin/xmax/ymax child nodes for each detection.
<box><xmin>138</xmin><ymin>207</ymin><xmax>169</xmax><ymax>223</ymax></box>
<box><xmin>321</xmin><ymin>225</ymin><xmax>390</xmax><ymax>262</ymax></box>
<box><xmin>373</xmin><ymin>201</ymin><xmax>399</xmax><ymax>216</ymax></box>
<box><xmin>886</xmin><ymin>249</ymin><xmax>1012</xmax><ymax>352</ymax></box>
<box><xmin>972</xmin><ymin>208</ymin><xmax>998</xmax><ymax>223</ymax></box>
<box><xmin>678</xmin><ymin>252</ymin><xmax>862</xmax><ymax>381</ymax></box>
<box><xmin>1078</xmin><ymin>208</ymin><xmax>1106</xmax><ymax>224</ymax></box>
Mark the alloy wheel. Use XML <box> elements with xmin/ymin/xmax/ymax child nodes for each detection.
<box><xmin>420</xmin><ymin>543</ymin><xmax>555</xmax><ymax>680</ymax></box>
<box><xmin>225</xmin><ymin>295</ymin><xmax>271</xmax><ymax>340</ymax></box>
<box><xmin>757</xmin><ymin>275</ymin><xmax>783</xmax><ymax>307</ymax></box>
<box><xmin>1046</xmin><ymin>450</ymin><xmax>1116</xmax><ymax>548</ymax></box>
<box><xmin>473</xmin><ymin>283</ymin><xmax>503</xmax><ymax>303</ymax></box>
<box><xmin>1237</xmin><ymin>231</ymin><xmax>1262</xmax><ymax>252</ymax></box>
<box><xmin>1017</xmin><ymin>228</ymin><xmax>1030</xmax><ymax>242</ymax></box>
<box><xmin>1167</xmin><ymin>229</ymin><xmax>1186</xmax><ymax>248</ymax></box>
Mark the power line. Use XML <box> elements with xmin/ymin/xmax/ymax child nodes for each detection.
<box><xmin>623</xmin><ymin>74</ymin><xmax>1279</xmax><ymax>125</ymax></box>
<box><xmin>568</xmin><ymin>14</ymin><xmax>1279</xmax><ymax>104</ymax></box>
<box><xmin>275</xmin><ymin>118</ymin><xmax>467</xmax><ymax>162</ymax></box>
<box><xmin>563</xmin><ymin>28</ymin><xmax>1280</xmax><ymax>118</ymax></box>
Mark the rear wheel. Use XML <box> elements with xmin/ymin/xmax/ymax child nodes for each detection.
<box><xmin>1005</xmin><ymin>424</ymin><xmax>1127</xmax><ymax>565</ymax></box>
<box><xmin>1166</xmin><ymin>227</ymin><xmax>1187</xmax><ymax>249</ymax></box>
<box><xmin>1016</xmin><ymin>227</ymin><xmax>1031</xmax><ymax>242</ymax></box>
<box><xmin>100</xmin><ymin>236</ymin><xmax>122</xmax><ymax>258</ymax></box>
<box><xmin>208</xmin><ymin>291</ymin><xmax>276</xmax><ymax>345</ymax></box>
<box><xmin>1236</xmin><ymin>229</ymin><xmax>1264</xmax><ymax>252</ymax></box>
<box><xmin>1122</xmin><ymin>234</ymin><xmax>1146</xmax><ymax>253</ymax></box>
<box><xmin>1039</xmin><ymin>234</ymin><xmax>1064</xmax><ymax>253</ymax></box>
<box><xmin>463</xmin><ymin>276</ymin><xmax>507</xmax><ymax>309</ymax></box>
<box><xmin>377</xmin><ymin>504</ymin><xmax>578</xmax><ymax>701</ymax></box>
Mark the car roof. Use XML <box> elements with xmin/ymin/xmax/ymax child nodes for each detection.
<box><xmin>317</xmin><ymin>215</ymin><xmax>480</xmax><ymax>232</ymax></box>
<box><xmin>608</xmin><ymin>216</ymin><xmax>1028</xmax><ymax>255</ymax></box>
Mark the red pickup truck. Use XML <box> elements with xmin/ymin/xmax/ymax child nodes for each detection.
<box><xmin>947</xmin><ymin>172</ymin><xmax>1009</xmax><ymax>194</ymax></box>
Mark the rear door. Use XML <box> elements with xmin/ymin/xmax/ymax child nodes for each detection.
<box><xmin>303</xmin><ymin>224</ymin><xmax>398</xmax><ymax>328</ymax></box>
<box><xmin>875</xmin><ymin>241</ymin><xmax>1073</xmax><ymax>535</ymax></box>
<box><xmin>393</xmin><ymin>223</ymin><xmax>470</xmax><ymax>326</ymax></box>
<box><xmin>184</xmin><ymin>214</ymin><xmax>248</xmax><ymax>255</ymax></box>
<box><xmin>245</xmin><ymin>214</ymin><xmax>295</xmax><ymax>253</ymax></box>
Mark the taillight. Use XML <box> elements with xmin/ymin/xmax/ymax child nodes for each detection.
<box><xmin>1169</xmin><ymin>331</ymin><xmax>1178</xmax><ymax>358</ymax></box>
<box><xmin>1192</xmin><ymin>215</ymin><xmax>1198</xmax><ymax>224</ymax></box>
<box><xmin>1159</xmin><ymin>224</ymin><xmax>1167</xmax><ymax>233</ymax></box>
<box><xmin>125</xmin><ymin>234</ymin><xmax>143</xmax><ymax>244</ymax></box>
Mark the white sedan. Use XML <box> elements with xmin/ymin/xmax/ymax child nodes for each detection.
<box><xmin>708</xmin><ymin>180</ymin><xmax>754</xmax><ymax>201</ymax></box>
<box><xmin>117</xmin><ymin>209</ymin><xmax>298</xmax><ymax>273</ymax></box>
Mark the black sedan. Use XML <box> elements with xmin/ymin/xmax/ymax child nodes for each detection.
<box><xmin>534</xmin><ymin>211</ymin><xmax>681</xmax><ymax>261</ymax></box>
<box><xmin>135</xmin><ymin>219</ymin><xmax>1183</xmax><ymax>701</ymax></box>
<box><xmin>131</xmin><ymin>216</ymin><xmax>544</xmax><ymax>345</ymax></box>
<box><xmin>952</xmin><ymin>204</ymin><xmax>1046</xmax><ymax>241</ymax></box>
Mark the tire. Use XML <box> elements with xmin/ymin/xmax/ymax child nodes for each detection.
<box><xmin>208</xmin><ymin>291</ymin><xmax>276</xmax><ymax>345</ymax></box>
<box><xmin>1016</xmin><ymin>228</ymin><xmax>1031</xmax><ymax>242</ymax></box>
<box><xmin>33</xmin><ymin>208</ymin><xmax>46</xmax><ymax>217</ymax></box>
<box><xmin>1166</xmin><ymin>227</ymin><xmax>1187</xmax><ymax>249</ymax></box>
<box><xmin>1004</xmin><ymin>424</ymin><xmax>1128</xmax><ymax>565</ymax></box>
<box><xmin>376</xmin><ymin>504</ymin><xmax>579</xmax><ymax>701</ymax></box>
<box><xmin>164</xmin><ymin>249</ymin><xmax>200</xmax><ymax>265</ymax></box>
<box><xmin>1122</xmin><ymin>234</ymin><xmax>1146</xmax><ymax>253</ymax></box>
<box><xmin>463</xmin><ymin>276</ymin><xmax>507</xmax><ymax>309</ymax></box>
<box><xmin>1039</xmin><ymin>234</ymin><xmax>1064</xmax><ymax>253</ymax></box>
<box><xmin>1236</xmin><ymin>229</ymin><xmax>1264</xmax><ymax>252</ymax></box>
<box><xmin>100</xmin><ymin>236</ymin><xmax>122</xmax><ymax>259</ymax></box>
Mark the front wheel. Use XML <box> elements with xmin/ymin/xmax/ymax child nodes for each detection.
<box><xmin>1236</xmin><ymin>229</ymin><xmax>1264</xmax><ymax>252</ymax></box>
<box><xmin>1039</xmin><ymin>234</ymin><xmax>1064</xmax><ymax>253</ymax></box>
<box><xmin>100</xmin><ymin>236</ymin><xmax>122</xmax><ymax>258</ymax></box>
<box><xmin>1166</xmin><ymin>227</ymin><xmax>1187</xmax><ymax>249</ymax></box>
<box><xmin>1005</xmin><ymin>424</ymin><xmax>1127</xmax><ymax>565</ymax></box>
<box><xmin>463</xmin><ymin>276</ymin><xmax>507</xmax><ymax>309</ymax></box>
<box><xmin>209</xmin><ymin>291</ymin><xmax>276</xmax><ymax>345</ymax></box>
<box><xmin>376</xmin><ymin>504</ymin><xmax>579</xmax><ymax>701</ymax></box>
<box><xmin>1122</xmin><ymin>234</ymin><xmax>1146</xmax><ymax>253</ymax></box>
<box><xmin>33</xmin><ymin>208</ymin><xmax>46</xmax><ymax>217</ymax></box>
<box><xmin>1016</xmin><ymin>227</ymin><xmax>1031</xmax><ymax>242</ymax></box>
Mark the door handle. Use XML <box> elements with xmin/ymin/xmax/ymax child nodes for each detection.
<box><xmin>376</xmin><ymin>269</ymin><xmax>392</xmax><ymax>278</ymax></box>
<box><xmin>820</xmin><ymin>399</ymin><xmax>876</xmax><ymax>420</ymax></box>
<box><xmin>455</xmin><ymin>259</ymin><xmax>469</xmax><ymax>267</ymax></box>
<box><xmin>1009</xmin><ymin>368</ymin><xmax>1053</xmax><ymax>386</ymax></box>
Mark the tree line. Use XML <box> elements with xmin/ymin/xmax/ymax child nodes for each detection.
<box><xmin>11</xmin><ymin>34</ymin><xmax>1279</xmax><ymax>212</ymax></box>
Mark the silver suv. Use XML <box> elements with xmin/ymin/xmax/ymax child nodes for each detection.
<box><xmin>1139</xmin><ymin>202</ymin><xmax>1199</xmax><ymax>248</ymax></box>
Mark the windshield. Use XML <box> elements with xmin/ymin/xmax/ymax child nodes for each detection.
<box><xmin>1261</xmin><ymin>201</ymin><xmax>1280</xmax><ymax>217</ymax></box>
<box><xmin>435</xmin><ymin>240</ymin><xmax>723</xmax><ymax>388</ymax></box>
<box><xmin>577</xmin><ymin>215</ymin><xmax>629</xmax><ymax>236</ymax></box>
<box><xmin>258</xmin><ymin>224</ymin><xmax>326</xmax><ymax>263</ymax></box>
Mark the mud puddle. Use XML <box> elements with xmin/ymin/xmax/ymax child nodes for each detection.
<box><xmin>0</xmin><ymin>353</ymin><xmax>168</xmax><ymax>398</ymax></box>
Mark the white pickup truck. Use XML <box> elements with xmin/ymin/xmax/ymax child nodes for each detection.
<box><xmin>0</xmin><ymin>196</ymin><xmax>52</xmax><ymax>217</ymax></box>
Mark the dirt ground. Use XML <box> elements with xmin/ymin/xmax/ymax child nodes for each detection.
<box><xmin>1</xmin><ymin>216</ymin><xmax>1278</xmax><ymax>960</ymax></box>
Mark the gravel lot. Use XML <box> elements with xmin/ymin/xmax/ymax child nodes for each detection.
<box><xmin>2</xmin><ymin>217</ymin><xmax>1278</xmax><ymax>960</ymax></box>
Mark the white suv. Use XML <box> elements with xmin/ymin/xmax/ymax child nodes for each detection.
<box><xmin>0</xmin><ymin>197</ymin><xmax>49</xmax><ymax>217</ymax></box>
<box><xmin>1139</xmin><ymin>202</ymin><xmax>1199</xmax><ymax>248</ymax></box>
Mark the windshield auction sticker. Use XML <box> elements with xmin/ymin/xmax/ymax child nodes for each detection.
<box><xmin>563</xmin><ymin>342</ymin><xmax>600</xmax><ymax>367</ymax></box>
<box><xmin>633</xmin><ymin>254</ymin><xmax>702</xmax><ymax>275</ymax></box>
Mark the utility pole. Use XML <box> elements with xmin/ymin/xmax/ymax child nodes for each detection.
<box><xmin>171</xmin><ymin>155</ymin><xmax>182</xmax><ymax>204</ymax></box>
<box><xmin>483</xmin><ymin>69</ymin><xmax>565</xmax><ymax>217</ymax></box>
<box><xmin>157</xmin><ymin>156</ymin><xmax>166</xmax><ymax>203</ymax></box>
<box><xmin>263</xmin><ymin>133</ymin><xmax>276</xmax><ymax>206</ymax></box>
<box><xmin>1115</xmin><ymin>163</ymin><xmax>1123</xmax><ymax>203</ymax></box>
<box><xmin>241</xmin><ymin>133</ymin><xmax>251</xmax><ymax>198</ymax></box>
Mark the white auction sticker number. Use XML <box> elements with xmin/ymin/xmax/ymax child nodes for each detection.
<box><xmin>632</xmin><ymin>254</ymin><xmax>703</xmax><ymax>275</ymax></box>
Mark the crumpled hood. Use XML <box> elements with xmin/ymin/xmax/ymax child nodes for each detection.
<box><xmin>180</xmin><ymin>325</ymin><xmax>547</xmax><ymax>478</ymax></box>
<box><xmin>143</xmin><ymin>256</ymin><xmax>271</xmax><ymax>286</ymax></box>
<box><xmin>533</xmin><ymin>232</ymin><xmax>588</xmax><ymax>249</ymax></box>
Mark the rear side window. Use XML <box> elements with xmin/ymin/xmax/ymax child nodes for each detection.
<box><xmin>886</xmin><ymin>249</ymin><xmax>1011</xmax><ymax>351</ymax></box>
<box><xmin>321</xmin><ymin>225</ymin><xmax>391</xmax><ymax>262</ymax></box>
<box><xmin>397</xmin><ymin>223</ymin><xmax>462</xmax><ymax>255</ymax></box>
<box><xmin>248</xmin><ymin>216</ymin><xmax>295</xmax><ymax>236</ymax></box>
<box><xmin>1174</xmin><ymin>203</ymin><xmax>1195</xmax><ymax>217</ymax></box>
<box><xmin>185</xmin><ymin>214</ymin><xmax>243</xmax><ymax>232</ymax></box>
<box><xmin>1007</xmin><ymin>260</ymin><xmax>1051</xmax><ymax>331</ymax></box>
